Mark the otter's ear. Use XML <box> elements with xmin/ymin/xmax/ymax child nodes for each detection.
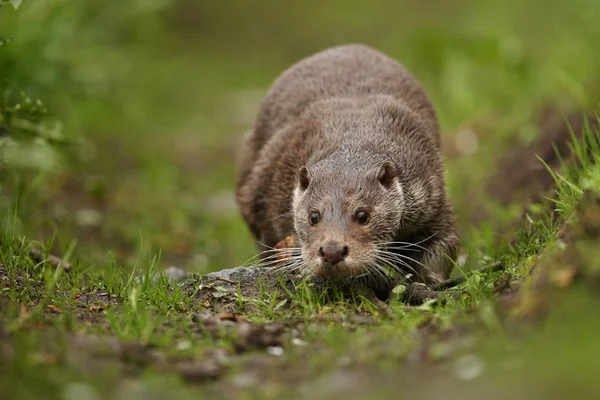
<box><xmin>377</xmin><ymin>161</ymin><xmax>397</xmax><ymax>188</ymax></box>
<box><xmin>298</xmin><ymin>166</ymin><xmax>310</xmax><ymax>191</ymax></box>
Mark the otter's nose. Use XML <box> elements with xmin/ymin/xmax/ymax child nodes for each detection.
<box><xmin>318</xmin><ymin>242</ymin><xmax>349</xmax><ymax>265</ymax></box>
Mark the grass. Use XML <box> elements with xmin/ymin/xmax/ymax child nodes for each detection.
<box><xmin>1</xmin><ymin>0</ymin><xmax>600</xmax><ymax>398</ymax></box>
<box><xmin>3</xmin><ymin>129</ymin><xmax>600</xmax><ymax>398</ymax></box>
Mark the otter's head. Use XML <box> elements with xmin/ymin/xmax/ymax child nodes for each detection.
<box><xmin>292</xmin><ymin>157</ymin><xmax>405</xmax><ymax>279</ymax></box>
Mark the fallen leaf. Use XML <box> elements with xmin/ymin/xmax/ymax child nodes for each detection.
<box><xmin>89</xmin><ymin>305</ymin><xmax>105</xmax><ymax>312</ymax></box>
<box><xmin>509</xmin><ymin>294</ymin><xmax>546</xmax><ymax>319</ymax></box>
<box><xmin>552</xmin><ymin>266</ymin><xmax>577</xmax><ymax>288</ymax></box>
<box><xmin>218</xmin><ymin>313</ymin><xmax>238</xmax><ymax>322</ymax></box>
<box><xmin>35</xmin><ymin>352</ymin><xmax>57</xmax><ymax>365</ymax></box>
<box><xmin>47</xmin><ymin>304</ymin><xmax>60</xmax><ymax>314</ymax></box>
<box><xmin>19</xmin><ymin>303</ymin><xmax>29</xmax><ymax>321</ymax></box>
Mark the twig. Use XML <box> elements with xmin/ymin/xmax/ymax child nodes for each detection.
<box><xmin>213</xmin><ymin>276</ymin><xmax>236</xmax><ymax>285</ymax></box>
<box><xmin>284</xmin><ymin>315</ymin><xmax>378</xmax><ymax>326</ymax></box>
<box><xmin>432</xmin><ymin>261</ymin><xmax>506</xmax><ymax>291</ymax></box>
<box><xmin>352</xmin><ymin>284</ymin><xmax>395</xmax><ymax>318</ymax></box>
<box><xmin>392</xmin><ymin>262</ymin><xmax>506</xmax><ymax>305</ymax></box>
<box><xmin>400</xmin><ymin>284</ymin><xmax>462</xmax><ymax>306</ymax></box>
<box><xmin>28</xmin><ymin>248</ymin><xmax>72</xmax><ymax>272</ymax></box>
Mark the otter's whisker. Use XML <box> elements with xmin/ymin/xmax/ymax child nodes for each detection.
<box><xmin>240</xmin><ymin>248</ymin><xmax>296</xmax><ymax>267</ymax></box>
<box><xmin>373</xmin><ymin>258</ymin><xmax>414</xmax><ymax>277</ymax></box>
<box><xmin>382</xmin><ymin>251</ymin><xmax>428</xmax><ymax>269</ymax></box>
<box><xmin>376</xmin><ymin>242</ymin><xmax>426</xmax><ymax>253</ymax></box>
<box><xmin>364</xmin><ymin>261</ymin><xmax>391</xmax><ymax>285</ymax></box>
<box><xmin>256</xmin><ymin>238</ymin><xmax>300</xmax><ymax>251</ymax></box>
<box><xmin>360</xmin><ymin>258</ymin><xmax>393</xmax><ymax>281</ymax></box>
<box><xmin>257</xmin><ymin>255</ymin><xmax>304</xmax><ymax>268</ymax></box>
<box><xmin>373</xmin><ymin>252</ymin><xmax>419</xmax><ymax>275</ymax></box>
<box><xmin>284</xmin><ymin>261</ymin><xmax>309</xmax><ymax>277</ymax></box>
<box><xmin>374</xmin><ymin>251</ymin><xmax>423</xmax><ymax>270</ymax></box>
<box><xmin>242</xmin><ymin>254</ymin><xmax>303</xmax><ymax>270</ymax></box>
<box><xmin>378</xmin><ymin>231</ymin><xmax>438</xmax><ymax>249</ymax></box>
<box><xmin>241</xmin><ymin>246</ymin><xmax>303</xmax><ymax>266</ymax></box>
<box><xmin>267</xmin><ymin>259</ymin><xmax>304</xmax><ymax>274</ymax></box>
<box><xmin>256</xmin><ymin>250</ymin><xmax>302</xmax><ymax>263</ymax></box>
<box><xmin>274</xmin><ymin>210</ymin><xmax>295</xmax><ymax>221</ymax></box>
<box><xmin>382</xmin><ymin>246</ymin><xmax>422</xmax><ymax>253</ymax></box>
<box><xmin>256</xmin><ymin>247</ymin><xmax>302</xmax><ymax>258</ymax></box>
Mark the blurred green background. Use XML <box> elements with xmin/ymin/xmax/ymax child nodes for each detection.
<box><xmin>0</xmin><ymin>0</ymin><xmax>598</xmax><ymax>274</ymax></box>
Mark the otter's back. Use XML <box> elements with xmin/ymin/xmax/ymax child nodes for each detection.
<box><xmin>254</xmin><ymin>44</ymin><xmax>439</xmax><ymax>144</ymax></box>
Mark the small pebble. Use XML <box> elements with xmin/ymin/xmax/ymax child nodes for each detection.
<box><xmin>208</xmin><ymin>348</ymin><xmax>230</xmax><ymax>365</ymax></box>
<box><xmin>291</xmin><ymin>338</ymin><xmax>307</xmax><ymax>347</ymax></box>
<box><xmin>175</xmin><ymin>340</ymin><xmax>191</xmax><ymax>351</ymax></box>
<box><xmin>266</xmin><ymin>346</ymin><xmax>284</xmax><ymax>357</ymax></box>
<box><xmin>178</xmin><ymin>360</ymin><xmax>222</xmax><ymax>382</ymax></box>
<box><xmin>75</xmin><ymin>209</ymin><xmax>102</xmax><ymax>227</ymax></box>
<box><xmin>453</xmin><ymin>354</ymin><xmax>484</xmax><ymax>381</ymax></box>
<box><xmin>63</xmin><ymin>382</ymin><xmax>100</xmax><ymax>400</ymax></box>
<box><xmin>454</xmin><ymin>128</ymin><xmax>479</xmax><ymax>155</ymax></box>
<box><xmin>336</xmin><ymin>356</ymin><xmax>352</xmax><ymax>367</ymax></box>
<box><xmin>163</xmin><ymin>266</ymin><xmax>189</xmax><ymax>283</ymax></box>
<box><xmin>231</xmin><ymin>372</ymin><xmax>259</xmax><ymax>388</ymax></box>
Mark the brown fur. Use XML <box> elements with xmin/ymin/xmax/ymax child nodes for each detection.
<box><xmin>236</xmin><ymin>44</ymin><xmax>459</xmax><ymax>292</ymax></box>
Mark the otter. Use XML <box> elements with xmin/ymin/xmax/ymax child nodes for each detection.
<box><xmin>235</xmin><ymin>44</ymin><xmax>459</xmax><ymax>297</ymax></box>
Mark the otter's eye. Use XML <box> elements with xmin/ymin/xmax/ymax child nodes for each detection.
<box><xmin>309</xmin><ymin>211</ymin><xmax>321</xmax><ymax>226</ymax></box>
<box><xmin>355</xmin><ymin>209</ymin><xmax>370</xmax><ymax>225</ymax></box>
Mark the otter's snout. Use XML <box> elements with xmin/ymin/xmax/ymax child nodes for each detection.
<box><xmin>318</xmin><ymin>241</ymin><xmax>349</xmax><ymax>265</ymax></box>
